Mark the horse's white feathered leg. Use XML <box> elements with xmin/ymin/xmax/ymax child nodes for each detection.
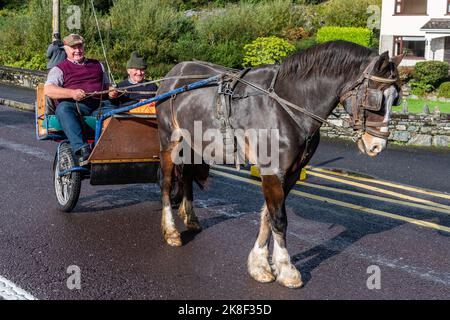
<box><xmin>162</xmin><ymin>204</ymin><xmax>181</xmax><ymax>246</ymax></box>
<box><xmin>247</xmin><ymin>204</ymin><xmax>275</xmax><ymax>283</ymax></box>
<box><xmin>271</xmin><ymin>230</ymin><xmax>302</xmax><ymax>288</ymax></box>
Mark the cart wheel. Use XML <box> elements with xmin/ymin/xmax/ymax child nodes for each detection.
<box><xmin>157</xmin><ymin>165</ymin><xmax>183</xmax><ymax>207</ymax></box>
<box><xmin>53</xmin><ymin>143</ymin><xmax>81</xmax><ymax>212</ymax></box>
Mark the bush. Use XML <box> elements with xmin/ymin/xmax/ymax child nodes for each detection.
<box><xmin>7</xmin><ymin>53</ymin><xmax>47</xmax><ymax>70</ymax></box>
<box><xmin>412</xmin><ymin>61</ymin><xmax>449</xmax><ymax>89</ymax></box>
<box><xmin>315</xmin><ymin>0</ymin><xmax>382</xmax><ymax>29</ymax></box>
<box><xmin>316</xmin><ymin>26</ymin><xmax>373</xmax><ymax>47</ymax></box>
<box><xmin>169</xmin><ymin>0</ymin><xmax>307</xmax><ymax>70</ymax></box>
<box><xmin>438</xmin><ymin>82</ymin><xmax>450</xmax><ymax>98</ymax></box>
<box><xmin>281</xmin><ymin>26</ymin><xmax>309</xmax><ymax>42</ymax></box>
<box><xmin>293</xmin><ymin>37</ymin><xmax>317</xmax><ymax>52</ymax></box>
<box><xmin>243</xmin><ymin>36</ymin><xmax>295</xmax><ymax>67</ymax></box>
<box><xmin>410</xmin><ymin>81</ymin><xmax>434</xmax><ymax>97</ymax></box>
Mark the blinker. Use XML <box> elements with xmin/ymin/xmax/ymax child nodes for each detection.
<box><xmin>364</xmin><ymin>88</ymin><xmax>383</xmax><ymax>112</ymax></box>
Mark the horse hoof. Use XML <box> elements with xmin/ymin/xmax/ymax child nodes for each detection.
<box><xmin>165</xmin><ymin>232</ymin><xmax>182</xmax><ymax>247</ymax></box>
<box><xmin>277</xmin><ymin>277</ymin><xmax>303</xmax><ymax>289</ymax></box>
<box><xmin>273</xmin><ymin>264</ymin><xmax>303</xmax><ymax>288</ymax></box>
<box><xmin>249</xmin><ymin>268</ymin><xmax>275</xmax><ymax>283</ymax></box>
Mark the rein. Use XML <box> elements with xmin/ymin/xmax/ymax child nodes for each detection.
<box><xmin>227</xmin><ymin>73</ymin><xmax>360</xmax><ymax>139</ymax></box>
<box><xmin>80</xmin><ymin>58</ymin><xmax>397</xmax><ymax>141</ymax></box>
<box><xmin>80</xmin><ymin>75</ymin><xmax>217</xmax><ymax>100</ymax></box>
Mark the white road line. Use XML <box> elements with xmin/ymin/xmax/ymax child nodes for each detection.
<box><xmin>0</xmin><ymin>138</ymin><xmax>53</xmax><ymax>162</ymax></box>
<box><xmin>0</xmin><ymin>275</ymin><xmax>37</xmax><ymax>300</ymax></box>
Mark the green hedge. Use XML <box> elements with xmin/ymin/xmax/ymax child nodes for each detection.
<box><xmin>438</xmin><ymin>82</ymin><xmax>450</xmax><ymax>98</ymax></box>
<box><xmin>412</xmin><ymin>61</ymin><xmax>449</xmax><ymax>88</ymax></box>
<box><xmin>316</xmin><ymin>26</ymin><xmax>373</xmax><ymax>47</ymax></box>
<box><xmin>243</xmin><ymin>36</ymin><xmax>295</xmax><ymax>67</ymax></box>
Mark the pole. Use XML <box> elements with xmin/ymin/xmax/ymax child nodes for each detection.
<box><xmin>52</xmin><ymin>0</ymin><xmax>60</xmax><ymax>41</ymax></box>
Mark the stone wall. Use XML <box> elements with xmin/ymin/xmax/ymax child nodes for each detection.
<box><xmin>320</xmin><ymin>108</ymin><xmax>450</xmax><ymax>147</ymax></box>
<box><xmin>0</xmin><ymin>66</ymin><xmax>46</xmax><ymax>89</ymax></box>
<box><xmin>1</xmin><ymin>65</ymin><xmax>449</xmax><ymax>147</ymax></box>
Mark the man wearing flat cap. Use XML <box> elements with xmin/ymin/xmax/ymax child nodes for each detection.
<box><xmin>112</xmin><ymin>51</ymin><xmax>158</xmax><ymax>108</ymax></box>
<box><xmin>44</xmin><ymin>33</ymin><xmax>114</xmax><ymax>165</ymax></box>
<box><xmin>111</xmin><ymin>51</ymin><xmax>182</xmax><ymax>205</ymax></box>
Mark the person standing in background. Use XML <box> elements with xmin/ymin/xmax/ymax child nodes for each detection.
<box><xmin>46</xmin><ymin>33</ymin><xmax>67</xmax><ymax>70</ymax></box>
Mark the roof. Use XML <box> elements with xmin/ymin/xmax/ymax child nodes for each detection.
<box><xmin>421</xmin><ymin>19</ymin><xmax>450</xmax><ymax>30</ymax></box>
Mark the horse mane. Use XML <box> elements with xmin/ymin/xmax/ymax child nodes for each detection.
<box><xmin>279</xmin><ymin>40</ymin><xmax>377</xmax><ymax>80</ymax></box>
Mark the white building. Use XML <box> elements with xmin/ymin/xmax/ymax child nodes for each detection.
<box><xmin>380</xmin><ymin>0</ymin><xmax>450</xmax><ymax>66</ymax></box>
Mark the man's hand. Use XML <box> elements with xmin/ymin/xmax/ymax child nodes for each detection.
<box><xmin>71</xmin><ymin>89</ymin><xmax>86</xmax><ymax>101</ymax></box>
<box><xmin>108</xmin><ymin>89</ymin><xmax>119</xmax><ymax>99</ymax></box>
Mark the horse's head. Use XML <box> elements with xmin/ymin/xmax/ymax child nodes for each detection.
<box><xmin>340</xmin><ymin>52</ymin><xmax>404</xmax><ymax>157</ymax></box>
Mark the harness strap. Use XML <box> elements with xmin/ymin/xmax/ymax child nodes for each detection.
<box><xmin>300</xmin><ymin>127</ymin><xmax>320</xmax><ymax>165</ymax></box>
<box><xmin>367</xmin><ymin>75</ymin><xmax>398</xmax><ymax>84</ymax></box>
<box><xmin>170</xmin><ymin>95</ymin><xmax>180</xmax><ymax>131</ymax></box>
<box><xmin>365</xmin><ymin>127</ymin><xmax>390</xmax><ymax>139</ymax></box>
<box><xmin>269</xmin><ymin>66</ymin><xmax>280</xmax><ymax>92</ymax></box>
<box><xmin>365</xmin><ymin>121</ymin><xmax>388</xmax><ymax>127</ymax></box>
<box><xmin>340</xmin><ymin>58</ymin><xmax>378</xmax><ymax>98</ymax></box>
<box><xmin>351</xmin><ymin>93</ymin><xmax>361</xmax><ymax>129</ymax></box>
<box><xmin>81</xmin><ymin>75</ymin><xmax>220</xmax><ymax>99</ymax></box>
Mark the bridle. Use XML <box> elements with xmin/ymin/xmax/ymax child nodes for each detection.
<box><xmin>339</xmin><ymin>57</ymin><xmax>399</xmax><ymax>140</ymax></box>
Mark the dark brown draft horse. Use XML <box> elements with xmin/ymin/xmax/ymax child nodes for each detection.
<box><xmin>156</xmin><ymin>40</ymin><xmax>403</xmax><ymax>288</ymax></box>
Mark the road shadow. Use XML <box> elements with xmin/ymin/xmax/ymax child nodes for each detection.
<box><xmin>289</xmin><ymin>199</ymin><xmax>450</xmax><ymax>286</ymax></box>
<box><xmin>73</xmin><ymin>184</ymin><xmax>161</xmax><ymax>213</ymax></box>
<box><xmin>180</xmin><ymin>229</ymin><xmax>202</xmax><ymax>245</ymax></box>
<box><xmin>312</xmin><ymin>157</ymin><xmax>345</xmax><ymax>168</ymax></box>
<box><xmin>291</xmin><ymin>228</ymin><xmax>368</xmax><ymax>286</ymax></box>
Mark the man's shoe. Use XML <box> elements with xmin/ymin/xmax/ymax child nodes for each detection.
<box><xmin>76</xmin><ymin>145</ymin><xmax>91</xmax><ymax>166</ymax></box>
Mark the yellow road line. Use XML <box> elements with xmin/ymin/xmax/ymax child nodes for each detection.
<box><xmin>214</xmin><ymin>165</ymin><xmax>450</xmax><ymax>215</ymax></box>
<box><xmin>307</xmin><ymin>166</ymin><xmax>450</xmax><ymax>200</ymax></box>
<box><xmin>210</xmin><ymin>169</ymin><xmax>450</xmax><ymax>234</ymax></box>
<box><xmin>299</xmin><ymin>182</ymin><xmax>450</xmax><ymax>215</ymax></box>
<box><xmin>307</xmin><ymin>171</ymin><xmax>450</xmax><ymax>211</ymax></box>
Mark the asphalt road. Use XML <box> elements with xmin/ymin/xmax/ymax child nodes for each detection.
<box><xmin>0</xmin><ymin>83</ymin><xmax>36</xmax><ymax>105</ymax></box>
<box><xmin>0</xmin><ymin>103</ymin><xmax>449</xmax><ymax>301</ymax></box>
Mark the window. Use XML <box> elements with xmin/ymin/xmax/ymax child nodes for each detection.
<box><xmin>394</xmin><ymin>0</ymin><xmax>427</xmax><ymax>15</ymax></box>
<box><xmin>447</xmin><ymin>0</ymin><xmax>450</xmax><ymax>14</ymax></box>
<box><xmin>394</xmin><ymin>36</ymin><xmax>426</xmax><ymax>59</ymax></box>
<box><xmin>395</xmin><ymin>0</ymin><xmax>402</xmax><ymax>13</ymax></box>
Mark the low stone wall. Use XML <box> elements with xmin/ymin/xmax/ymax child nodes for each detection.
<box><xmin>1</xmin><ymin>65</ymin><xmax>449</xmax><ymax>147</ymax></box>
<box><xmin>0</xmin><ymin>66</ymin><xmax>46</xmax><ymax>89</ymax></box>
<box><xmin>321</xmin><ymin>109</ymin><xmax>450</xmax><ymax>147</ymax></box>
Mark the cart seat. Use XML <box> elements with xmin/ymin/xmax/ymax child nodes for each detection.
<box><xmin>45</xmin><ymin>115</ymin><xmax>97</xmax><ymax>131</ymax></box>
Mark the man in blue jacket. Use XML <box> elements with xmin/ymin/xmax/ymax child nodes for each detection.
<box><xmin>46</xmin><ymin>33</ymin><xmax>67</xmax><ymax>70</ymax></box>
<box><xmin>112</xmin><ymin>51</ymin><xmax>158</xmax><ymax>107</ymax></box>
